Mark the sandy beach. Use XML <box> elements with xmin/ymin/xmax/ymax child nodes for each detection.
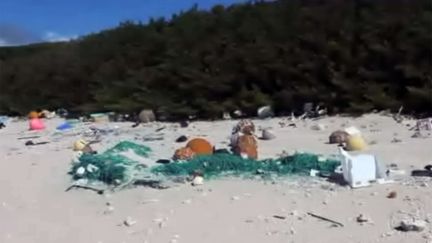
<box><xmin>0</xmin><ymin>113</ymin><xmax>431</xmax><ymax>243</ymax></box>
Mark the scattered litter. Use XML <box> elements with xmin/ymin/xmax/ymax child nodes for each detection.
<box><xmin>18</xmin><ymin>136</ymin><xmax>41</xmax><ymax>140</ymax></box>
<box><xmin>176</xmin><ymin>135</ymin><xmax>188</xmax><ymax>143</ymax></box>
<box><xmin>395</xmin><ymin>219</ymin><xmax>427</xmax><ymax>232</ymax></box>
<box><xmin>307</xmin><ymin>212</ymin><xmax>344</xmax><ymax>227</ymax></box>
<box><xmin>57</xmin><ymin>122</ymin><xmax>73</xmax><ymax>131</ymax></box>
<box><xmin>310</xmin><ymin>169</ymin><xmax>319</xmax><ymax>177</ymax></box>
<box><xmin>257</xmin><ymin>106</ymin><xmax>274</xmax><ymax>119</ymax></box>
<box><xmin>156</xmin><ymin>159</ymin><xmax>171</xmax><ymax>164</ymax></box>
<box><xmin>124</xmin><ymin>217</ymin><xmax>137</xmax><ymax>227</ymax></box>
<box><xmin>191</xmin><ymin>176</ymin><xmax>204</xmax><ymax>186</ymax></box>
<box><xmin>344</xmin><ymin>126</ymin><xmax>362</xmax><ymax>136</ymax></box>
<box><xmin>155</xmin><ymin>126</ymin><xmax>166</xmax><ymax>132</ymax></box>
<box><xmin>65</xmin><ymin>184</ymin><xmax>104</xmax><ymax>194</ymax></box>
<box><xmin>25</xmin><ymin>140</ymin><xmax>49</xmax><ymax>146</ymax></box>
<box><xmin>73</xmin><ymin>139</ymin><xmax>89</xmax><ymax>151</ymax></box>
<box><xmin>273</xmin><ymin>215</ymin><xmax>286</xmax><ymax>220</ymax></box>
<box><xmin>356</xmin><ymin>214</ymin><xmax>372</xmax><ymax>224</ymax></box>
<box><xmin>387</xmin><ymin>191</ymin><xmax>397</xmax><ymax>199</ymax></box>
<box><xmin>416</xmin><ymin>118</ymin><xmax>432</xmax><ymax>131</ymax></box>
<box><xmin>411</xmin><ymin>166</ymin><xmax>432</xmax><ymax>177</ymax></box>
<box><xmin>329</xmin><ymin>130</ymin><xmax>349</xmax><ymax>144</ymax></box>
<box><xmin>173</xmin><ymin>147</ymin><xmax>195</xmax><ymax>161</ymax></box>
<box><xmin>261</xmin><ymin>128</ymin><xmax>276</xmax><ymax>140</ymax></box>
<box><xmin>29</xmin><ymin>118</ymin><xmax>45</xmax><ymax>131</ymax></box>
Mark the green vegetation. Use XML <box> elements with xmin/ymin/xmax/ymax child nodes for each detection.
<box><xmin>0</xmin><ymin>0</ymin><xmax>431</xmax><ymax>119</ymax></box>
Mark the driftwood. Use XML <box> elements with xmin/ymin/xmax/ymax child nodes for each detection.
<box><xmin>65</xmin><ymin>185</ymin><xmax>105</xmax><ymax>194</ymax></box>
<box><xmin>307</xmin><ymin>212</ymin><xmax>344</xmax><ymax>227</ymax></box>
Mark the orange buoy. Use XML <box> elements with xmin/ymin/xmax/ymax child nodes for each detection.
<box><xmin>235</xmin><ymin>135</ymin><xmax>258</xmax><ymax>159</ymax></box>
<box><xmin>28</xmin><ymin>111</ymin><xmax>39</xmax><ymax>119</ymax></box>
<box><xmin>186</xmin><ymin>138</ymin><xmax>213</xmax><ymax>155</ymax></box>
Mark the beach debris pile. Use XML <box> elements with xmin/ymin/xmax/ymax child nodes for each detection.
<box><xmin>69</xmin><ymin>139</ymin><xmax>342</xmax><ymax>191</ymax></box>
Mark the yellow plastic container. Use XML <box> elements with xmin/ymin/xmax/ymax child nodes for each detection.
<box><xmin>73</xmin><ymin>139</ymin><xmax>89</xmax><ymax>151</ymax></box>
<box><xmin>346</xmin><ymin>135</ymin><xmax>367</xmax><ymax>151</ymax></box>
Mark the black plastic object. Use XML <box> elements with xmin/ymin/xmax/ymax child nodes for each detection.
<box><xmin>156</xmin><ymin>159</ymin><xmax>171</xmax><ymax>164</ymax></box>
<box><xmin>176</xmin><ymin>135</ymin><xmax>188</xmax><ymax>143</ymax></box>
<box><xmin>411</xmin><ymin>170</ymin><xmax>432</xmax><ymax>177</ymax></box>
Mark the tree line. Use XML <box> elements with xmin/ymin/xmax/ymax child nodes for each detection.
<box><xmin>0</xmin><ymin>0</ymin><xmax>431</xmax><ymax>119</ymax></box>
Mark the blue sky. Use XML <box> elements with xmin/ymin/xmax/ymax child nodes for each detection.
<box><xmin>0</xmin><ymin>0</ymin><xmax>247</xmax><ymax>46</ymax></box>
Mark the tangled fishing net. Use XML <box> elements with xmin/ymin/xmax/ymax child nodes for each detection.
<box><xmin>70</xmin><ymin>141</ymin><xmax>341</xmax><ymax>189</ymax></box>
<box><xmin>70</xmin><ymin>141</ymin><xmax>152</xmax><ymax>186</ymax></box>
<box><xmin>151</xmin><ymin>153</ymin><xmax>340</xmax><ymax>179</ymax></box>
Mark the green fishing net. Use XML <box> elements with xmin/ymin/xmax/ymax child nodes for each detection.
<box><xmin>70</xmin><ymin>141</ymin><xmax>341</xmax><ymax>188</ymax></box>
<box><xmin>70</xmin><ymin>141</ymin><xmax>151</xmax><ymax>185</ymax></box>
<box><xmin>151</xmin><ymin>152</ymin><xmax>341</xmax><ymax>179</ymax></box>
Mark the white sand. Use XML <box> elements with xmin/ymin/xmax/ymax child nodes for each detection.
<box><xmin>0</xmin><ymin>114</ymin><xmax>431</xmax><ymax>243</ymax></box>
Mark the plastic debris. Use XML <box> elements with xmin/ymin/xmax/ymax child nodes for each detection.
<box><xmin>337</xmin><ymin>147</ymin><xmax>387</xmax><ymax>188</ymax></box>
<box><xmin>346</xmin><ymin>135</ymin><xmax>367</xmax><ymax>151</ymax></box>
<box><xmin>329</xmin><ymin>130</ymin><xmax>349</xmax><ymax>144</ymax></box>
<box><xmin>257</xmin><ymin>106</ymin><xmax>274</xmax><ymax>119</ymax></box>
<box><xmin>261</xmin><ymin>128</ymin><xmax>276</xmax><ymax>140</ymax></box>
<box><xmin>192</xmin><ymin>176</ymin><xmax>204</xmax><ymax>186</ymax></box>
<box><xmin>395</xmin><ymin>219</ymin><xmax>427</xmax><ymax>232</ymax></box>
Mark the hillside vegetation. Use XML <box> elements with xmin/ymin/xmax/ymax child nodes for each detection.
<box><xmin>0</xmin><ymin>0</ymin><xmax>431</xmax><ymax>119</ymax></box>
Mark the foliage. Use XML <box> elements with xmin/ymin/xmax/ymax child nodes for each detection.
<box><xmin>0</xmin><ymin>0</ymin><xmax>431</xmax><ymax>118</ymax></box>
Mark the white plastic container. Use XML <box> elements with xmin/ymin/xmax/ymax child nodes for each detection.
<box><xmin>338</xmin><ymin>147</ymin><xmax>383</xmax><ymax>188</ymax></box>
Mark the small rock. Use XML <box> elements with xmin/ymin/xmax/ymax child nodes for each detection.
<box><xmin>356</xmin><ymin>214</ymin><xmax>371</xmax><ymax>223</ymax></box>
<box><xmin>103</xmin><ymin>206</ymin><xmax>115</xmax><ymax>214</ymax></box>
<box><xmin>391</xmin><ymin>138</ymin><xmax>402</xmax><ymax>143</ymax></box>
<box><xmin>159</xmin><ymin>222</ymin><xmax>166</xmax><ymax>228</ymax></box>
<box><xmin>191</xmin><ymin>176</ymin><xmax>204</xmax><ymax>186</ymax></box>
<box><xmin>182</xmin><ymin>199</ymin><xmax>192</xmax><ymax>205</ymax></box>
<box><xmin>387</xmin><ymin>191</ymin><xmax>397</xmax><ymax>199</ymax></box>
<box><xmin>290</xmin><ymin>227</ymin><xmax>296</xmax><ymax>235</ymax></box>
<box><xmin>231</xmin><ymin>196</ymin><xmax>240</xmax><ymax>201</ymax></box>
<box><xmin>396</xmin><ymin>219</ymin><xmax>427</xmax><ymax>232</ymax></box>
<box><xmin>124</xmin><ymin>217</ymin><xmax>137</xmax><ymax>227</ymax></box>
<box><xmin>381</xmin><ymin>231</ymin><xmax>394</xmax><ymax>237</ymax></box>
<box><xmin>261</xmin><ymin>129</ymin><xmax>276</xmax><ymax>140</ymax></box>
